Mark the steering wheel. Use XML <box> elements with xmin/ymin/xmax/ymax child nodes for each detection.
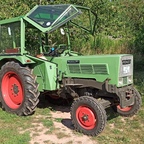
<box><xmin>49</xmin><ymin>44</ymin><xmax>67</xmax><ymax>56</ymax></box>
<box><xmin>43</xmin><ymin>44</ymin><xmax>67</xmax><ymax>56</ymax></box>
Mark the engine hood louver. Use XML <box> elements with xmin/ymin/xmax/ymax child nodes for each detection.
<box><xmin>68</xmin><ymin>64</ymin><xmax>108</xmax><ymax>75</ymax></box>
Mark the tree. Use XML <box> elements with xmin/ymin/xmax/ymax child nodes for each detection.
<box><xmin>0</xmin><ymin>0</ymin><xmax>144</xmax><ymax>54</ymax></box>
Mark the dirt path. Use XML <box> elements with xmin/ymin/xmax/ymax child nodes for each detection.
<box><xmin>29</xmin><ymin>106</ymin><xmax>97</xmax><ymax>144</ymax></box>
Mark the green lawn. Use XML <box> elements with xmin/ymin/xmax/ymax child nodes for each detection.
<box><xmin>0</xmin><ymin>111</ymin><xmax>31</xmax><ymax>144</ymax></box>
<box><xmin>0</xmin><ymin>106</ymin><xmax>53</xmax><ymax>144</ymax></box>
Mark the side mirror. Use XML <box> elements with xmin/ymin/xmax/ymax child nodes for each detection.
<box><xmin>8</xmin><ymin>27</ymin><xmax>11</xmax><ymax>36</ymax></box>
<box><xmin>60</xmin><ymin>28</ymin><xmax>65</xmax><ymax>35</ymax></box>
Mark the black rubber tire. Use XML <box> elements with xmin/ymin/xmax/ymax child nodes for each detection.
<box><xmin>0</xmin><ymin>61</ymin><xmax>40</xmax><ymax>116</ymax></box>
<box><xmin>71</xmin><ymin>96</ymin><xmax>107</xmax><ymax>136</ymax></box>
<box><xmin>112</xmin><ymin>88</ymin><xmax>142</xmax><ymax>117</ymax></box>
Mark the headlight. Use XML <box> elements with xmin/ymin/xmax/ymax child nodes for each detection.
<box><xmin>118</xmin><ymin>76</ymin><xmax>133</xmax><ymax>86</ymax></box>
<box><xmin>118</xmin><ymin>77</ymin><xmax>123</xmax><ymax>86</ymax></box>
<box><xmin>128</xmin><ymin>75</ymin><xmax>133</xmax><ymax>83</ymax></box>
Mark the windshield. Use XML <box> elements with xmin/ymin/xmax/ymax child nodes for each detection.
<box><xmin>28</xmin><ymin>5</ymin><xmax>79</xmax><ymax>28</ymax></box>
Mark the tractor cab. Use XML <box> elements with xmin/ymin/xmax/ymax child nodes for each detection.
<box><xmin>24</xmin><ymin>4</ymin><xmax>97</xmax><ymax>57</ymax></box>
<box><xmin>0</xmin><ymin>4</ymin><xmax>96</xmax><ymax>57</ymax></box>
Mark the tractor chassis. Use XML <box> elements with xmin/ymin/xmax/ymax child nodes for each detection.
<box><xmin>62</xmin><ymin>78</ymin><xmax>135</xmax><ymax>108</ymax></box>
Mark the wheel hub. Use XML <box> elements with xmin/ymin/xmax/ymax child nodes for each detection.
<box><xmin>76</xmin><ymin>106</ymin><xmax>96</xmax><ymax>129</ymax></box>
<box><xmin>82</xmin><ymin>115</ymin><xmax>89</xmax><ymax>121</ymax></box>
<box><xmin>12</xmin><ymin>84</ymin><xmax>19</xmax><ymax>95</ymax></box>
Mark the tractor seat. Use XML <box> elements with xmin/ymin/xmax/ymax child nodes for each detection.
<box><xmin>5</xmin><ymin>48</ymin><xmax>19</xmax><ymax>53</ymax></box>
<box><xmin>36</xmin><ymin>54</ymin><xmax>47</xmax><ymax>60</ymax></box>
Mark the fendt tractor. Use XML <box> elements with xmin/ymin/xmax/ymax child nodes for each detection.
<box><xmin>0</xmin><ymin>4</ymin><xmax>142</xmax><ymax>136</ymax></box>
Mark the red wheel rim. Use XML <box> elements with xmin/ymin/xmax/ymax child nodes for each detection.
<box><xmin>1</xmin><ymin>71</ymin><xmax>24</xmax><ymax>109</ymax></box>
<box><xmin>76</xmin><ymin>106</ymin><xmax>96</xmax><ymax>130</ymax></box>
<box><xmin>117</xmin><ymin>105</ymin><xmax>132</xmax><ymax>112</ymax></box>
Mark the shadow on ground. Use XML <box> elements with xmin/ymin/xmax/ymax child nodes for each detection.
<box><xmin>62</xmin><ymin>118</ymin><xmax>74</xmax><ymax>130</ymax></box>
<box><xmin>37</xmin><ymin>94</ymin><xmax>119</xmax><ymax>130</ymax></box>
<box><xmin>37</xmin><ymin>94</ymin><xmax>74</xmax><ymax>130</ymax></box>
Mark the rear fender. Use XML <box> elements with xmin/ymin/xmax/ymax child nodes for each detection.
<box><xmin>0</xmin><ymin>55</ymin><xmax>36</xmax><ymax>68</ymax></box>
<box><xmin>0</xmin><ymin>55</ymin><xmax>58</xmax><ymax>91</ymax></box>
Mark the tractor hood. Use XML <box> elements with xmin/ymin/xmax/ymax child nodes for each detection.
<box><xmin>50</xmin><ymin>54</ymin><xmax>133</xmax><ymax>87</ymax></box>
<box><xmin>24</xmin><ymin>4</ymin><xmax>81</xmax><ymax>33</ymax></box>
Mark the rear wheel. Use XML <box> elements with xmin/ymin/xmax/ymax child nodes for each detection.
<box><xmin>113</xmin><ymin>89</ymin><xmax>142</xmax><ymax>117</ymax></box>
<box><xmin>71</xmin><ymin>96</ymin><xmax>107</xmax><ymax>136</ymax></box>
<box><xmin>0</xmin><ymin>61</ymin><xmax>40</xmax><ymax>116</ymax></box>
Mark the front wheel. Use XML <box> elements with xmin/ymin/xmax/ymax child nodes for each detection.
<box><xmin>113</xmin><ymin>88</ymin><xmax>142</xmax><ymax>117</ymax></box>
<box><xmin>71</xmin><ymin>96</ymin><xmax>107</xmax><ymax>136</ymax></box>
<box><xmin>0</xmin><ymin>61</ymin><xmax>40</xmax><ymax>116</ymax></box>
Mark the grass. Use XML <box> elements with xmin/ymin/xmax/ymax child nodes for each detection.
<box><xmin>0</xmin><ymin>111</ymin><xmax>31</xmax><ymax>144</ymax></box>
<box><xmin>56</xmin><ymin>132</ymin><xmax>69</xmax><ymax>139</ymax></box>
<box><xmin>0</xmin><ymin>69</ymin><xmax>144</xmax><ymax>144</ymax></box>
<box><xmin>42</xmin><ymin>119</ymin><xmax>53</xmax><ymax>128</ymax></box>
<box><xmin>80</xmin><ymin>34</ymin><xmax>131</xmax><ymax>55</ymax></box>
<box><xmin>95</xmin><ymin>114</ymin><xmax>144</xmax><ymax>144</ymax></box>
<box><xmin>94</xmin><ymin>34</ymin><xmax>129</xmax><ymax>54</ymax></box>
<box><xmin>0</xmin><ymin>105</ymin><xmax>53</xmax><ymax>144</ymax></box>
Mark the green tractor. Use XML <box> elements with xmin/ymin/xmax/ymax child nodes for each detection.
<box><xmin>0</xmin><ymin>4</ymin><xmax>142</xmax><ymax>136</ymax></box>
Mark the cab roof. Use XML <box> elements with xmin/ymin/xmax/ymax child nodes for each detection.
<box><xmin>24</xmin><ymin>4</ymin><xmax>80</xmax><ymax>32</ymax></box>
<box><xmin>0</xmin><ymin>4</ymin><xmax>93</xmax><ymax>33</ymax></box>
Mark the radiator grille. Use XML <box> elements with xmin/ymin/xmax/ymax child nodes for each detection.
<box><xmin>123</xmin><ymin>77</ymin><xmax>127</xmax><ymax>85</ymax></box>
<box><xmin>68</xmin><ymin>64</ymin><xmax>108</xmax><ymax>75</ymax></box>
<box><xmin>68</xmin><ymin>65</ymin><xmax>81</xmax><ymax>73</ymax></box>
<box><xmin>81</xmin><ymin>65</ymin><xmax>93</xmax><ymax>74</ymax></box>
<box><xmin>93</xmin><ymin>64</ymin><xmax>108</xmax><ymax>74</ymax></box>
